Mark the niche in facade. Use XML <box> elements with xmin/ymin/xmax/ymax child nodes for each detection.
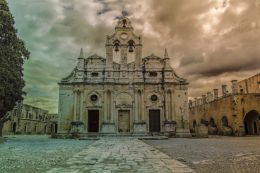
<box><xmin>91</xmin><ymin>72</ymin><xmax>99</xmax><ymax>77</ymax></box>
<box><xmin>149</xmin><ymin>71</ymin><xmax>158</xmax><ymax>77</ymax></box>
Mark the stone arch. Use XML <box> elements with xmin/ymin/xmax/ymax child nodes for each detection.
<box><xmin>113</xmin><ymin>39</ymin><xmax>121</xmax><ymax>52</ymax></box>
<box><xmin>221</xmin><ymin>116</ymin><xmax>233</xmax><ymax>136</ymax></box>
<box><xmin>244</xmin><ymin>110</ymin><xmax>259</xmax><ymax>135</ymax></box>
<box><xmin>209</xmin><ymin>117</ymin><xmax>216</xmax><ymax>127</ymax></box>
<box><xmin>209</xmin><ymin>117</ymin><xmax>218</xmax><ymax>135</ymax></box>
<box><xmin>221</xmin><ymin>116</ymin><xmax>229</xmax><ymax>127</ymax></box>
<box><xmin>128</xmin><ymin>40</ymin><xmax>135</xmax><ymax>52</ymax></box>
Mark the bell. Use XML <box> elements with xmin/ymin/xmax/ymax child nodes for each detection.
<box><xmin>114</xmin><ymin>46</ymin><xmax>119</xmax><ymax>52</ymax></box>
<box><xmin>128</xmin><ymin>46</ymin><xmax>134</xmax><ymax>52</ymax></box>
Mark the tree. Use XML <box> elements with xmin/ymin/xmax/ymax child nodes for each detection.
<box><xmin>0</xmin><ymin>0</ymin><xmax>30</xmax><ymax>137</ymax></box>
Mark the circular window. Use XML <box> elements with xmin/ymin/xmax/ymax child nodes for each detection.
<box><xmin>90</xmin><ymin>94</ymin><xmax>98</xmax><ymax>102</ymax></box>
<box><xmin>151</xmin><ymin>95</ymin><xmax>158</xmax><ymax>101</ymax></box>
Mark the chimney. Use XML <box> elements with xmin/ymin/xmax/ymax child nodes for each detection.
<box><xmin>206</xmin><ymin>92</ymin><xmax>212</xmax><ymax>102</ymax></box>
<box><xmin>222</xmin><ymin>85</ymin><xmax>227</xmax><ymax>96</ymax></box>
<box><xmin>213</xmin><ymin>89</ymin><xmax>218</xmax><ymax>100</ymax></box>
<box><xmin>231</xmin><ymin>80</ymin><xmax>238</xmax><ymax>94</ymax></box>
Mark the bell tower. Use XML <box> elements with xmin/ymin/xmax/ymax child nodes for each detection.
<box><xmin>105</xmin><ymin>17</ymin><xmax>142</xmax><ymax>69</ymax></box>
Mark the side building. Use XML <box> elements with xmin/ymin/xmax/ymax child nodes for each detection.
<box><xmin>3</xmin><ymin>103</ymin><xmax>57</xmax><ymax>135</ymax></box>
<box><xmin>189</xmin><ymin>73</ymin><xmax>260</xmax><ymax>136</ymax></box>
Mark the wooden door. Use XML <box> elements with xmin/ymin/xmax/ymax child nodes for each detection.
<box><xmin>118</xmin><ymin>110</ymin><xmax>130</xmax><ymax>133</ymax></box>
<box><xmin>149</xmin><ymin>110</ymin><xmax>160</xmax><ymax>132</ymax></box>
<box><xmin>88</xmin><ymin>110</ymin><xmax>99</xmax><ymax>132</ymax></box>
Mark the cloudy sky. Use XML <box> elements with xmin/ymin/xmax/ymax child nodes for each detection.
<box><xmin>7</xmin><ymin>0</ymin><xmax>260</xmax><ymax>113</ymax></box>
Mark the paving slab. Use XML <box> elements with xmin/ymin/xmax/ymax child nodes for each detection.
<box><xmin>47</xmin><ymin>137</ymin><xmax>194</xmax><ymax>173</ymax></box>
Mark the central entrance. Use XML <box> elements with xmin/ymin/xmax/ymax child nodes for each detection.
<box><xmin>149</xmin><ymin>109</ymin><xmax>160</xmax><ymax>132</ymax></box>
<box><xmin>88</xmin><ymin>110</ymin><xmax>99</xmax><ymax>132</ymax></box>
<box><xmin>118</xmin><ymin>110</ymin><xmax>130</xmax><ymax>133</ymax></box>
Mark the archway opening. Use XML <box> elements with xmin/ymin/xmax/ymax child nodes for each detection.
<box><xmin>221</xmin><ymin>116</ymin><xmax>228</xmax><ymax>127</ymax></box>
<box><xmin>192</xmin><ymin>120</ymin><xmax>196</xmax><ymax>133</ymax></box>
<box><xmin>209</xmin><ymin>118</ymin><xmax>216</xmax><ymax>127</ymax></box>
<box><xmin>244</xmin><ymin>110</ymin><xmax>259</xmax><ymax>135</ymax></box>
<box><xmin>12</xmin><ymin>123</ymin><xmax>17</xmax><ymax>134</ymax></box>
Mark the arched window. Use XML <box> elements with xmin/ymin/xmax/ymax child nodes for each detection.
<box><xmin>221</xmin><ymin>116</ymin><xmax>228</xmax><ymax>127</ymax></box>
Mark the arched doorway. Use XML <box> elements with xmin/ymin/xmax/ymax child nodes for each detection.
<box><xmin>12</xmin><ymin>123</ymin><xmax>17</xmax><ymax>134</ymax></box>
<box><xmin>221</xmin><ymin>116</ymin><xmax>228</xmax><ymax>127</ymax></box>
<box><xmin>209</xmin><ymin>117</ymin><xmax>218</xmax><ymax>135</ymax></box>
<box><xmin>244</xmin><ymin>110</ymin><xmax>259</xmax><ymax>135</ymax></box>
<box><xmin>192</xmin><ymin>120</ymin><xmax>196</xmax><ymax>133</ymax></box>
<box><xmin>209</xmin><ymin>118</ymin><xmax>216</xmax><ymax>127</ymax></box>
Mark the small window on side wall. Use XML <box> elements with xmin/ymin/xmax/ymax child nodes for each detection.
<box><xmin>91</xmin><ymin>72</ymin><xmax>99</xmax><ymax>77</ymax></box>
<box><xmin>149</xmin><ymin>71</ymin><xmax>157</xmax><ymax>77</ymax></box>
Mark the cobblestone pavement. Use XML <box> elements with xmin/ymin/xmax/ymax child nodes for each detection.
<box><xmin>144</xmin><ymin>136</ymin><xmax>260</xmax><ymax>173</ymax></box>
<box><xmin>47</xmin><ymin>137</ymin><xmax>194</xmax><ymax>173</ymax></box>
<box><xmin>0</xmin><ymin>135</ymin><xmax>94</xmax><ymax>173</ymax></box>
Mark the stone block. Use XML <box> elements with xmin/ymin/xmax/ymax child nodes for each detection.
<box><xmin>208</xmin><ymin>126</ymin><xmax>218</xmax><ymax>135</ymax></box>
<box><xmin>101</xmin><ymin>123</ymin><xmax>115</xmax><ymax>134</ymax></box>
<box><xmin>196</xmin><ymin>124</ymin><xmax>208</xmax><ymax>138</ymax></box>
<box><xmin>164</xmin><ymin>121</ymin><xmax>176</xmax><ymax>137</ymax></box>
<box><xmin>133</xmin><ymin>122</ymin><xmax>147</xmax><ymax>134</ymax></box>
<box><xmin>176</xmin><ymin>128</ymin><xmax>191</xmax><ymax>138</ymax></box>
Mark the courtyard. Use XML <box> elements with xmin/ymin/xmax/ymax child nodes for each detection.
<box><xmin>144</xmin><ymin>136</ymin><xmax>260</xmax><ymax>173</ymax></box>
<box><xmin>0</xmin><ymin>136</ymin><xmax>260</xmax><ymax>173</ymax></box>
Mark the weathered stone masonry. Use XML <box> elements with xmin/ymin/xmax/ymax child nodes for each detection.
<box><xmin>189</xmin><ymin>73</ymin><xmax>260</xmax><ymax>136</ymax></box>
<box><xmin>58</xmin><ymin>17</ymin><xmax>190</xmax><ymax>137</ymax></box>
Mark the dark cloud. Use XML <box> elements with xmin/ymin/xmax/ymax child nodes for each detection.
<box><xmin>6</xmin><ymin>0</ymin><xmax>260</xmax><ymax>111</ymax></box>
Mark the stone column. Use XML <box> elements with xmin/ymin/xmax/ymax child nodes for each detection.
<box><xmin>104</xmin><ymin>91</ymin><xmax>107</xmax><ymax>122</ymax></box>
<box><xmin>79</xmin><ymin>91</ymin><xmax>84</xmax><ymax>121</ymax></box>
<box><xmin>111</xmin><ymin>93</ymin><xmax>115</xmax><ymax>123</ymax></box>
<box><xmin>231</xmin><ymin>80</ymin><xmax>238</xmax><ymax>94</ymax></box>
<box><xmin>141</xmin><ymin>91</ymin><xmax>145</xmax><ymax>121</ymax></box>
<box><xmin>73</xmin><ymin>90</ymin><xmax>78</xmax><ymax>121</ymax></box>
<box><xmin>222</xmin><ymin>85</ymin><xmax>227</xmax><ymax>96</ymax></box>
<box><xmin>134</xmin><ymin>90</ymin><xmax>138</xmax><ymax>122</ymax></box>
<box><xmin>169</xmin><ymin>91</ymin><xmax>173</xmax><ymax>121</ymax></box>
<box><xmin>165</xmin><ymin>92</ymin><xmax>169</xmax><ymax>121</ymax></box>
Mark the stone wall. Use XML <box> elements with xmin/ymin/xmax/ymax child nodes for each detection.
<box><xmin>3</xmin><ymin>103</ymin><xmax>56</xmax><ymax>135</ymax></box>
<box><xmin>189</xmin><ymin>74</ymin><xmax>260</xmax><ymax>136</ymax></box>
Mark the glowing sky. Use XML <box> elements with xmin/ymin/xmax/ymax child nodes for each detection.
<box><xmin>6</xmin><ymin>0</ymin><xmax>260</xmax><ymax>113</ymax></box>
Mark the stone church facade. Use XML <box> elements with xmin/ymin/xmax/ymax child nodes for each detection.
<box><xmin>58</xmin><ymin>18</ymin><xmax>190</xmax><ymax>137</ymax></box>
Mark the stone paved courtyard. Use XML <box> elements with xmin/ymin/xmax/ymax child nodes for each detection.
<box><xmin>2</xmin><ymin>136</ymin><xmax>260</xmax><ymax>173</ymax></box>
<box><xmin>47</xmin><ymin>137</ymin><xmax>194</xmax><ymax>173</ymax></box>
<box><xmin>0</xmin><ymin>135</ymin><xmax>94</xmax><ymax>173</ymax></box>
<box><xmin>144</xmin><ymin>136</ymin><xmax>260</xmax><ymax>173</ymax></box>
